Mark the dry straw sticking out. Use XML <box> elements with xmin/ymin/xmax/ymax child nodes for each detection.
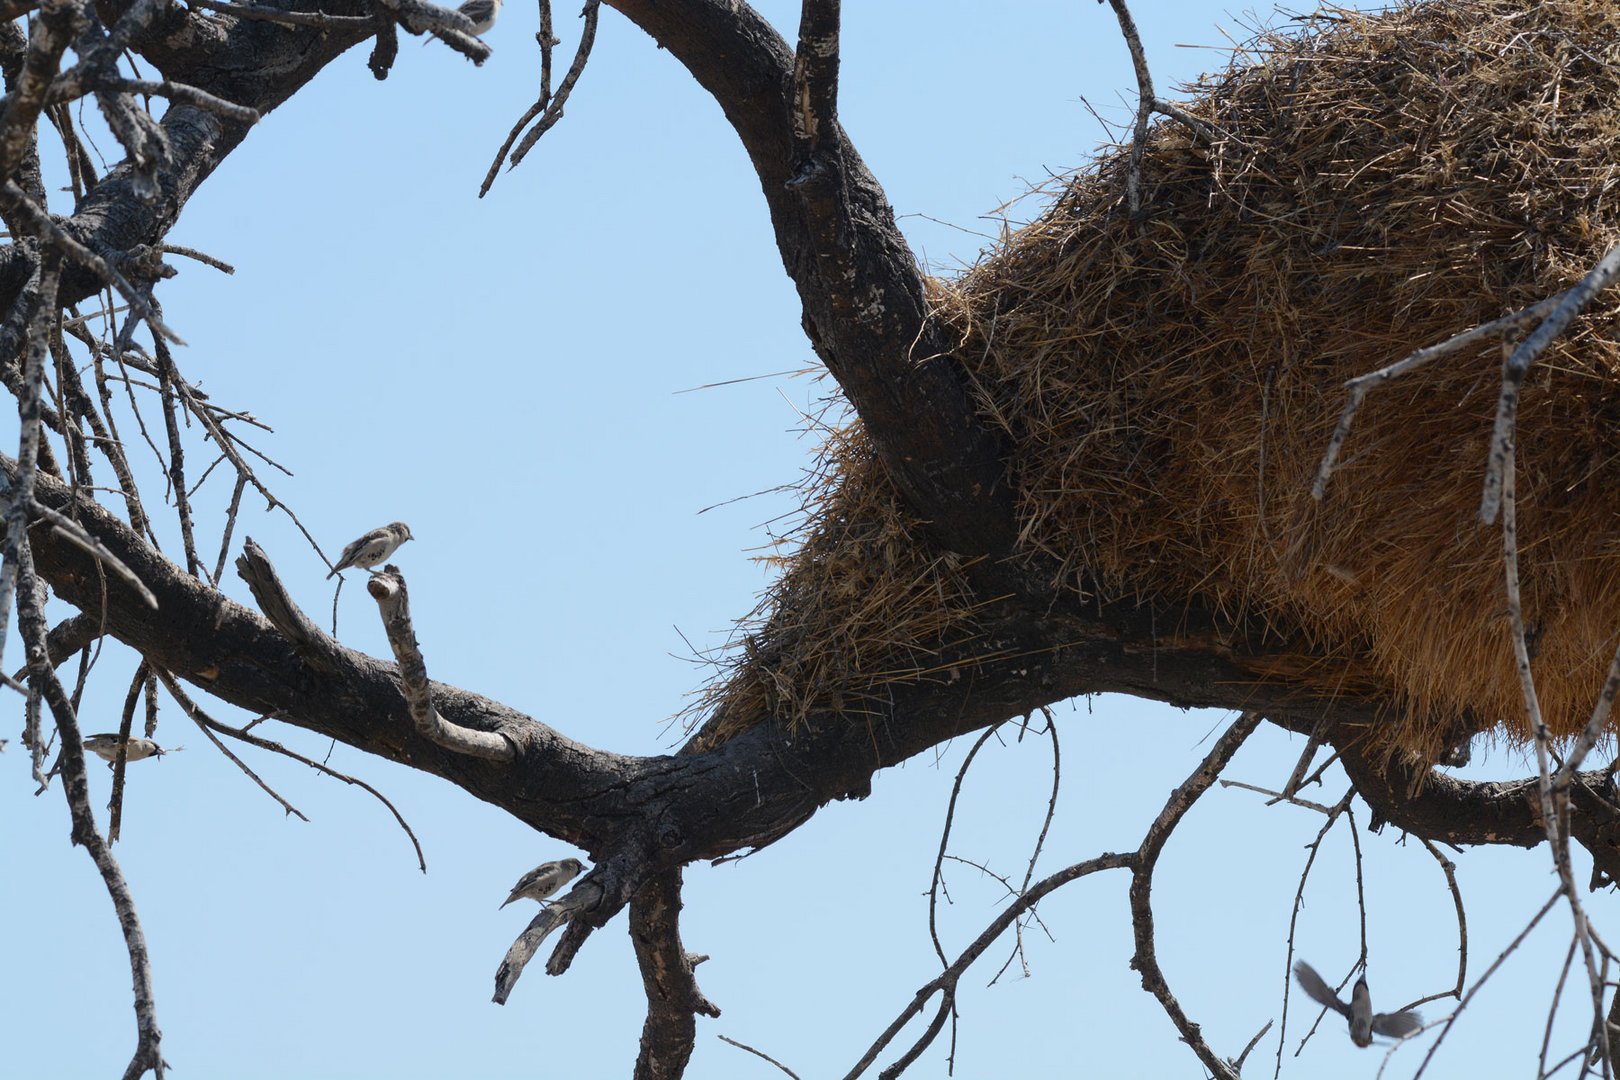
<box><xmin>698</xmin><ymin>0</ymin><xmax>1620</xmax><ymax>760</ymax></box>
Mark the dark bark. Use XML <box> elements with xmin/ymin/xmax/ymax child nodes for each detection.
<box><xmin>0</xmin><ymin>0</ymin><xmax>377</xmax><ymax>320</ymax></box>
<box><xmin>602</xmin><ymin>0</ymin><xmax>1015</xmax><ymax>558</ymax></box>
<box><xmin>13</xmin><ymin>453</ymin><xmax>1612</xmax><ymax>885</ymax></box>
<box><xmin>629</xmin><ymin>870</ymin><xmax>718</xmax><ymax>1080</ymax></box>
<box><xmin>3</xmin><ymin>1</ymin><xmax>1612</xmax><ymax>1074</ymax></box>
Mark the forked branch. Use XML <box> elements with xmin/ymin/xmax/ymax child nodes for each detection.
<box><xmin>851</xmin><ymin>713</ymin><xmax>1261</xmax><ymax>1080</ymax></box>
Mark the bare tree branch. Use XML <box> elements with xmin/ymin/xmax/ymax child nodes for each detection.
<box><xmin>16</xmin><ymin>542</ymin><xmax>166</xmax><ymax>1080</ymax></box>
<box><xmin>630</xmin><ymin>869</ymin><xmax>720</xmax><ymax>1080</ymax></box>
<box><xmin>366</xmin><ymin>568</ymin><xmax>516</xmax><ymax>762</ymax></box>
<box><xmin>601</xmin><ymin>0</ymin><xmax>1015</xmax><ymax>557</ymax></box>
<box><xmin>718</xmin><ymin>1035</ymin><xmax>801</xmax><ymax>1080</ymax></box>
<box><xmin>1128</xmin><ymin>713</ymin><xmax>1261</xmax><ymax>1080</ymax></box>
<box><xmin>1480</xmin><ymin>243</ymin><xmax>1620</xmax><ymax>524</ymax></box>
<box><xmin>852</xmin><ymin>713</ymin><xmax>1261</xmax><ymax>1080</ymax></box>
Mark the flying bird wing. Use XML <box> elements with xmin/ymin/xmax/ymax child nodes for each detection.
<box><xmin>1371</xmin><ymin>1009</ymin><xmax>1423</xmax><ymax>1039</ymax></box>
<box><xmin>1293</xmin><ymin>961</ymin><xmax>1352</xmax><ymax>1020</ymax></box>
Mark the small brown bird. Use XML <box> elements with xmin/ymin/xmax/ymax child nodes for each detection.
<box><xmin>328</xmin><ymin>521</ymin><xmax>413</xmax><ymax>578</ymax></box>
<box><xmin>83</xmin><ymin>734</ymin><xmax>180</xmax><ymax>765</ymax></box>
<box><xmin>1294</xmin><ymin>960</ymin><xmax>1422</xmax><ymax>1047</ymax></box>
<box><xmin>500</xmin><ymin>857</ymin><xmax>584</xmax><ymax>909</ymax></box>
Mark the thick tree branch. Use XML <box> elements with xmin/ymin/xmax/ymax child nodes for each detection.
<box><xmin>601</xmin><ymin>0</ymin><xmax>1015</xmax><ymax>557</ymax></box>
<box><xmin>13</xmin><ymin>449</ymin><xmax>1612</xmax><ymax>881</ymax></box>
<box><xmin>630</xmin><ymin>870</ymin><xmax>720</xmax><ymax>1080</ymax></box>
<box><xmin>0</xmin><ymin>0</ymin><xmax>380</xmax><ymax>320</ymax></box>
<box><xmin>789</xmin><ymin>0</ymin><xmax>838</xmax><ymax>162</ymax></box>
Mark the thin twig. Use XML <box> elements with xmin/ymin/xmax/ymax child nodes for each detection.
<box><xmin>842</xmin><ymin>851</ymin><xmax>1134</xmax><ymax>1080</ymax></box>
<box><xmin>156</xmin><ymin>670</ymin><xmax>308</xmax><ymax>820</ymax></box>
<box><xmin>1543</xmin><ymin>938</ymin><xmax>1580</xmax><ymax>1080</ymax></box>
<box><xmin>1481</xmin><ymin>243</ymin><xmax>1620</xmax><ymax>524</ymax></box>
<box><xmin>1313</xmin><ymin>297</ymin><xmax>1559</xmax><ymax>500</ymax></box>
<box><xmin>929</xmin><ymin>725</ymin><xmax>1002</xmax><ymax>968</ymax></box>
<box><xmin>211</xmin><ymin>472</ymin><xmax>247</xmax><ymax>584</ymax></box>
<box><xmin>1278</xmin><ymin>789</ymin><xmax>1355</xmax><ymax>1073</ymax></box>
<box><xmin>1400</xmin><ymin>839</ymin><xmax>1467</xmax><ymax>1014</ymax></box>
<box><xmin>718</xmin><ymin>1035</ymin><xmax>802</xmax><ymax>1080</ymax></box>
<box><xmin>107</xmin><ymin>660</ymin><xmax>148</xmax><ymax>844</ymax></box>
<box><xmin>16</xmin><ymin>543</ymin><xmax>166</xmax><ymax>1080</ymax></box>
<box><xmin>76</xmin><ymin>77</ymin><xmax>260</xmax><ymax>124</ymax></box>
<box><xmin>158</xmin><ymin>244</ymin><xmax>234</xmax><ymax>274</ymax></box>
<box><xmin>1129</xmin><ymin>713</ymin><xmax>1261</xmax><ymax>1080</ymax></box>
<box><xmin>152</xmin><ymin>332</ymin><xmax>204</xmax><ymax>580</ymax></box>
<box><xmin>1219</xmin><ymin>778</ymin><xmax>1335</xmax><ymax>816</ymax></box>
<box><xmin>1410</xmin><ymin>889</ymin><xmax>1562</xmax><ymax>1080</ymax></box>
<box><xmin>157</xmin><ymin>671</ymin><xmax>425</xmax><ymax>871</ymax></box>
<box><xmin>1234</xmin><ymin>1020</ymin><xmax>1274</xmax><ymax>1072</ymax></box>
<box><xmin>1100</xmin><ymin>0</ymin><xmax>1220</xmax><ymax>217</ymax></box>
<box><xmin>481</xmin><ymin>0</ymin><xmax>599</xmax><ymax>193</ymax></box>
<box><xmin>1499</xmin><ymin>405</ymin><xmax>1609</xmax><ymax>1073</ymax></box>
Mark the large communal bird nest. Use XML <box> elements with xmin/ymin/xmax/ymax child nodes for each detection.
<box><xmin>696</xmin><ymin>0</ymin><xmax>1620</xmax><ymax>759</ymax></box>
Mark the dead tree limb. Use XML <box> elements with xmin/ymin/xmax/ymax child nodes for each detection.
<box><xmin>367</xmin><ymin>568</ymin><xmax>515</xmax><ymax>762</ymax></box>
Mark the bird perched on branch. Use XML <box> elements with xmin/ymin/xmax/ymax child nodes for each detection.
<box><xmin>500</xmin><ymin>857</ymin><xmax>584</xmax><ymax>909</ymax></box>
<box><xmin>423</xmin><ymin>0</ymin><xmax>502</xmax><ymax>44</ymax></box>
<box><xmin>83</xmin><ymin>734</ymin><xmax>181</xmax><ymax>765</ymax></box>
<box><xmin>1294</xmin><ymin>960</ymin><xmax>1422</xmax><ymax>1046</ymax></box>
<box><xmin>328</xmin><ymin>521</ymin><xmax>413</xmax><ymax>579</ymax></box>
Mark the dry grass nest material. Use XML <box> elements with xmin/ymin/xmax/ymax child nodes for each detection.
<box><xmin>696</xmin><ymin>0</ymin><xmax>1620</xmax><ymax>759</ymax></box>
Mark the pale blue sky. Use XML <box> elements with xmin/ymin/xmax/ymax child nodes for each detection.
<box><xmin>1</xmin><ymin>2</ymin><xmax>1610</xmax><ymax>1077</ymax></box>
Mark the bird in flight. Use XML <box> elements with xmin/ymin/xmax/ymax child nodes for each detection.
<box><xmin>1294</xmin><ymin>960</ymin><xmax>1423</xmax><ymax>1046</ymax></box>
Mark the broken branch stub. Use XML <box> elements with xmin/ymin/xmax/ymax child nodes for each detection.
<box><xmin>367</xmin><ymin>568</ymin><xmax>514</xmax><ymax>762</ymax></box>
